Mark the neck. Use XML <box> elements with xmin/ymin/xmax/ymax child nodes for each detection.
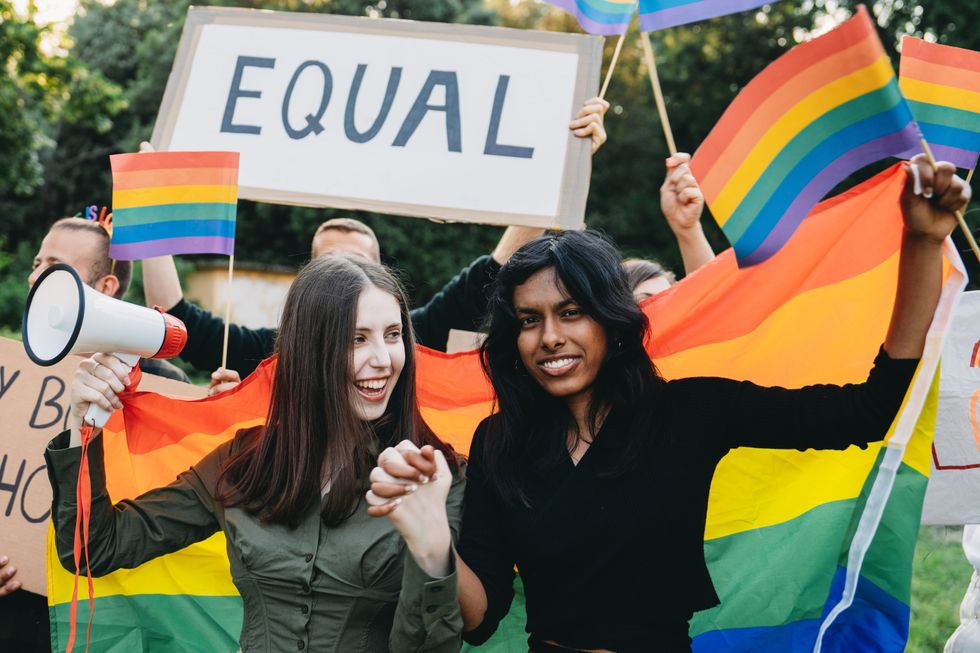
<box><xmin>566</xmin><ymin>391</ymin><xmax>598</xmax><ymax>440</ymax></box>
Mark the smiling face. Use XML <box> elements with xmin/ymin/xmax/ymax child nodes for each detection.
<box><xmin>513</xmin><ymin>267</ymin><xmax>609</xmax><ymax>411</ymax></box>
<box><xmin>350</xmin><ymin>285</ymin><xmax>406</xmax><ymax>421</ymax></box>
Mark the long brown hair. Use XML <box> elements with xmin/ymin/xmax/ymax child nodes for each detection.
<box><xmin>217</xmin><ymin>254</ymin><xmax>453</xmax><ymax>527</ymax></box>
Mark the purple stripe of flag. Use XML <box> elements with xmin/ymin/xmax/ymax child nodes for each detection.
<box><xmin>110</xmin><ymin>236</ymin><xmax>234</xmax><ymax>260</ymax></box>
<box><xmin>549</xmin><ymin>0</ymin><xmax>634</xmax><ymax>35</ymax></box>
<box><xmin>896</xmin><ymin>143</ymin><xmax>979</xmax><ymax>170</ymax></box>
<box><xmin>638</xmin><ymin>0</ymin><xmax>771</xmax><ymax>31</ymax></box>
<box><xmin>740</xmin><ymin>125</ymin><xmax>920</xmax><ymax>266</ymax></box>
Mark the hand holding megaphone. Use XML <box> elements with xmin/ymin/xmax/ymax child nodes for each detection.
<box><xmin>70</xmin><ymin>353</ymin><xmax>136</xmax><ymax>438</ymax></box>
<box><xmin>23</xmin><ymin>263</ymin><xmax>187</xmax><ymax>431</ymax></box>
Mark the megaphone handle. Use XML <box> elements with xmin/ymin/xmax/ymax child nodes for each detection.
<box><xmin>82</xmin><ymin>352</ymin><xmax>141</xmax><ymax>429</ymax></box>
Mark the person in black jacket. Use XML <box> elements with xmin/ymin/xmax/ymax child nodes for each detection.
<box><xmin>365</xmin><ymin>156</ymin><xmax>971</xmax><ymax>652</ymax></box>
<box><xmin>140</xmin><ymin>97</ymin><xmax>613</xmax><ymax>388</ymax></box>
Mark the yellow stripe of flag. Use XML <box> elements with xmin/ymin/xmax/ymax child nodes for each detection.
<box><xmin>899</xmin><ymin>77</ymin><xmax>980</xmax><ymax>114</ymax></box>
<box><xmin>113</xmin><ymin>185</ymin><xmax>238</xmax><ymax>210</ymax></box>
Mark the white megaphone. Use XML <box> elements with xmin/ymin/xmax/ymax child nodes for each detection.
<box><xmin>23</xmin><ymin>263</ymin><xmax>188</xmax><ymax>427</ymax></box>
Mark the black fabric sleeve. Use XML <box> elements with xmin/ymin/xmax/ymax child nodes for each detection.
<box><xmin>166</xmin><ymin>298</ymin><xmax>277</xmax><ymax>378</ymax></box>
<box><xmin>45</xmin><ymin>431</ymin><xmax>224</xmax><ymax>576</ymax></box>
<box><xmin>458</xmin><ymin>420</ymin><xmax>516</xmax><ymax>645</ymax></box>
<box><xmin>666</xmin><ymin>347</ymin><xmax>919</xmax><ymax>455</ymax></box>
<box><xmin>409</xmin><ymin>255</ymin><xmax>501</xmax><ymax>352</ymax></box>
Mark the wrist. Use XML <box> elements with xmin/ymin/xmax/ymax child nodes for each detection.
<box><xmin>902</xmin><ymin>227</ymin><xmax>948</xmax><ymax>247</ymax></box>
<box><xmin>672</xmin><ymin>221</ymin><xmax>705</xmax><ymax>242</ymax></box>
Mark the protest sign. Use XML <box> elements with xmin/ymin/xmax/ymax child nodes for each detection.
<box><xmin>0</xmin><ymin>337</ymin><xmax>205</xmax><ymax>594</ymax></box>
<box><xmin>922</xmin><ymin>291</ymin><xmax>980</xmax><ymax>525</ymax></box>
<box><xmin>151</xmin><ymin>7</ymin><xmax>601</xmax><ymax>229</ymax></box>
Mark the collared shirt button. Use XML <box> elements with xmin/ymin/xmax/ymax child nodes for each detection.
<box><xmin>301</xmin><ymin>604</ymin><xmax>309</xmax><ymax>615</ymax></box>
<box><xmin>302</xmin><ymin>583</ymin><xmax>311</xmax><ymax>593</ymax></box>
<box><xmin>304</xmin><ymin>553</ymin><xmax>313</xmax><ymax>563</ymax></box>
<box><xmin>428</xmin><ymin>586</ymin><xmax>443</xmax><ymax>594</ymax></box>
<box><xmin>425</xmin><ymin>605</ymin><xmax>438</xmax><ymax>614</ymax></box>
<box><xmin>297</xmin><ymin>640</ymin><xmax>305</xmax><ymax>650</ymax></box>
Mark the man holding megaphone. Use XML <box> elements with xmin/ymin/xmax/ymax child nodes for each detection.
<box><xmin>28</xmin><ymin>216</ymin><xmax>190</xmax><ymax>383</ymax></box>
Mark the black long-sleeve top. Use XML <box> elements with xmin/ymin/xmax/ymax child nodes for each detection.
<box><xmin>459</xmin><ymin>348</ymin><xmax>919</xmax><ymax>653</ymax></box>
<box><xmin>167</xmin><ymin>255</ymin><xmax>500</xmax><ymax>377</ymax></box>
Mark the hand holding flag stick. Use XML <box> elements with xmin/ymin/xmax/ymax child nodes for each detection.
<box><xmin>918</xmin><ymin>139</ymin><xmax>980</xmax><ymax>265</ymax></box>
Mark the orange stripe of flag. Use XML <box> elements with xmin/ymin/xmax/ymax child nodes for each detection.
<box><xmin>112</xmin><ymin>167</ymin><xmax>239</xmax><ymax>191</ymax></box>
<box><xmin>901</xmin><ymin>57</ymin><xmax>980</xmax><ymax>95</ymax></box>
<box><xmin>693</xmin><ymin>13</ymin><xmax>876</xmax><ymax>188</ymax></box>
<box><xmin>111</xmin><ymin>151</ymin><xmax>240</xmax><ymax>173</ymax></box>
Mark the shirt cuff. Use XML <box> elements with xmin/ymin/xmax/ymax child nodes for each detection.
<box><xmin>44</xmin><ymin>431</ymin><xmax>109</xmax><ymax>506</ymax></box>
<box><xmin>401</xmin><ymin>546</ymin><xmax>460</xmax><ymax>628</ymax></box>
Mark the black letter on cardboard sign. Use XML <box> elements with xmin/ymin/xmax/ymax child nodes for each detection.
<box><xmin>345</xmin><ymin>64</ymin><xmax>401</xmax><ymax>144</ymax></box>
<box><xmin>484</xmin><ymin>75</ymin><xmax>534</xmax><ymax>159</ymax></box>
<box><xmin>282</xmin><ymin>60</ymin><xmax>332</xmax><ymax>140</ymax></box>
<box><xmin>0</xmin><ymin>367</ymin><xmax>20</xmax><ymax>400</ymax></box>
<box><xmin>30</xmin><ymin>376</ymin><xmax>65</xmax><ymax>430</ymax></box>
<box><xmin>21</xmin><ymin>465</ymin><xmax>49</xmax><ymax>524</ymax></box>
<box><xmin>0</xmin><ymin>455</ymin><xmax>25</xmax><ymax>517</ymax></box>
<box><xmin>393</xmin><ymin>71</ymin><xmax>461</xmax><ymax>152</ymax></box>
<box><xmin>221</xmin><ymin>56</ymin><xmax>276</xmax><ymax>135</ymax></box>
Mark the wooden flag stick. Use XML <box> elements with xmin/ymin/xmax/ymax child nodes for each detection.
<box><xmin>599</xmin><ymin>31</ymin><xmax>627</xmax><ymax>100</ymax></box>
<box><xmin>919</xmin><ymin>139</ymin><xmax>980</xmax><ymax>265</ymax></box>
<box><xmin>221</xmin><ymin>254</ymin><xmax>235</xmax><ymax>370</ymax></box>
<box><xmin>639</xmin><ymin>32</ymin><xmax>677</xmax><ymax>156</ymax></box>
<box><xmin>967</xmin><ymin>168</ymin><xmax>975</xmax><ymax>186</ymax></box>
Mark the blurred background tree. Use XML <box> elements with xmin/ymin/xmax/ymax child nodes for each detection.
<box><xmin>2</xmin><ymin>0</ymin><xmax>978</xmax><ymax>335</ymax></box>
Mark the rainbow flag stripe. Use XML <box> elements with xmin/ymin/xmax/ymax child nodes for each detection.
<box><xmin>544</xmin><ymin>0</ymin><xmax>636</xmax><ymax>36</ymax></box>
<box><xmin>50</xmin><ymin>164</ymin><xmax>965</xmax><ymax>652</ymax></box>
<box><xmin>638</xmin><ymin>0</ymin><xmax>775</xmax><ymax>32</ymax></box>
<box><xmin>897</xmin><ymin>37</ymin><xmax>980</xmax><ymax>170</ymax></box>
<box><xmin>109</xmin><ymin>151</ymin><xmax>240</xmax><ymax>260</ymax></box>
<box><xmin>691</xmin><ymin>7</ymin><xmax>921</xmax><ymax>267</ymax></box>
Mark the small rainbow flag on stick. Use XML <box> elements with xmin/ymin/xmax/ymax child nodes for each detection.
<box><xmin>545</xmin><ymin>0</ymin><xmax>636</xmax><ymax>36</ymax></box>
<box><xmin>897</xmin><ymin>37</ymin><xmax>980</xmax><ymax>170</ymax></box>
<box><xmin>638</xmin><ymin>0</ymin><xmax>777</xmax><ymax>32</ymax></box>
<box><xmin>691</xmin><ymin>7</ymin><xmax>922</xmax><ymax>267</ymax></box>
<box><xmin>109</xmin><ymin>151</ymin><xmax>240</xmax><ymax>260</ymax></box>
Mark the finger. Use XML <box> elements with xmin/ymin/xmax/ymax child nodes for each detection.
<box><xmin>666</xmin><ymin>163</ymin><xmax>691</xmax><ymax>185</ymax></box>
<box><xmin>393</xmin><ymin>439</ymin><xmax>421</xmax><ymax>455</ymax></box>
<box><xmin>678</xmin><ymin>187</ymin><xmax>702</xmax><ymax>205</ymax></box>
<box><xmin>403</xmin><ymin>449</ymin><xmax>438</xmax><ymax>479</ymax></box>
<box><xmin>78</xmin><ymin>382</ymin><xmax>119</xmax><ymax>414</ymax></box>
<box><xmin>666</xmin><ymin>152</ymin><xmax>692</xmax><ymax>169</ymax></box>
<box><xmin>93</xmin><ymin>353</ymin><xmax>132</xmax><ymax>385</ymax></box>
<box><xmin>139</xmin><ymin>141</ymin><xmax>155</xmax><ymax>153</ymax></box>
<box><xmin>932</xmin><ymin>162</ymin><xmax>956</xmax><ymax>199</ymax></box>
<box><xmin>937</xmin><ymin>177</ymin><xmax>971</xmax><ymax>213</ymax></box>
<box><xmin>0</xmin><ymin>580</ymin><xmax>21</xmax><ymax>597</ymax></box>
<box><xmin>0</xmin><ymin>556</ymin><xmax>8</xmax><ymax>569</ymax></box>
<box><xmin>911</xmin><ymin>156</ymin><xmax>935</xmax><ymax>198</ymax></box>
<box><xmin>433</xmin><ymin>449</ymin><xmax>452</xmax><ymax>485</ymax></box>
<box><xmin>569</xmin><ymin>113</ymin><xmax>601</xmax><ymax>129</ymax></box>
<box><xmin>75</xmin><ymin>369</ymin><xmax>122</xmax><ymax>412</ymax></box>
<box><xmin>92</xmin><ymin>363</ymin><xmax>126</xmax><ymax>395</ymax></box>
<box><xmin>0</xmin><ymin>562</ymin><xmax>13</xmax><ymax>579</ymax></box>
<box><xmin>366</xmin><ymin>502</ymin><xmax>400</xmax><ymax>518</ymax></box>
<box><xmin>379</xmin><ymin>448</ymin><xmax>428</xmax><ymax>481</ymax></box>
<box><xmin>572</xmin><ymin>124</ymin><xmax>597</xmax><ymax>137</ymax></box>
<box><xmin>592</xmin><ymin>124</ymin><xmax>607</xmax><ymax>153</ymax></box>
<box><xmin>370</xmin><ymin>465</ymin><xmax>413</xmax><ymax>485</ymax></box>
<box><xmin>370</xmin><ymin>482</ymin><xmax>415</xmax><ymax>499</ymax></box>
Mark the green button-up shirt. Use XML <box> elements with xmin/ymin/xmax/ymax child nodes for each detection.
<box><xmin>46</xmin><ymin>431</ymin><xmax>464</xmax><ymax>653</ymax></box>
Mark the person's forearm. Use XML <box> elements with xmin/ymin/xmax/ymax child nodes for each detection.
<box><xmin>673</xmin><ymin>223</ymin><xmax>715</xmax><ymax>275</ymax></box>
<box><xmin>884</xmin><ymin>231</ymin><xmax>945</xmax><ymax>359</ymax></box>
<box><xmin>456</xmin><ymin>553</ymin><xmax>489</xmax><ymax>632</ymax></box>
<box><xmin>142</xmin><ymin>256</ymin><xmax>184</xmax><ymax>310</ymax></box>
<box><xmin>492</xmin><ymin>226</ymin><xmax>545</xmax><ymax>265</ymax></box>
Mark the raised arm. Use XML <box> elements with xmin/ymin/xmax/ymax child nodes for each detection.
<box><xmin>142</xmin><ymin>255</ymin><xmax>184</xmax><ymax>311</ymax></box>
<box><xmin>660</xmin><ymin>153</ymin><xmax>715</xmax><ymax>275</ymax></box>
<box><xmin>885</xmin><ymin>156</ymin><xmax>969</xmax><ymax>359</ymax></box>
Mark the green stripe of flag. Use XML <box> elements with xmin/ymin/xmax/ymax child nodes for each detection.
<box><xmin>113</xmin><ymin>203</ymin><xmax>237</xmax><ymax>226</ymax></box>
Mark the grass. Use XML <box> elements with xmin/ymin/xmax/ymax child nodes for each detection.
<box><xmin>908</xmin><ymin>525</ymin><xmax>974</xmax><ymax>652</ymax></box>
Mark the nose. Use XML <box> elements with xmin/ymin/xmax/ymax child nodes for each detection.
<box><xmin>367</xmin><ymin>336</ymin><xmax>392</xmax><ymax>370</ymax></box>
<box><xmin>27</xmin><ymin>264</ymin><xmax>45</xmax><ymax>288</ymax></box>
<box><xmin>541</xmin><ymin>316</ymin><xmax>565</xmax><ymax>351</ymax></box>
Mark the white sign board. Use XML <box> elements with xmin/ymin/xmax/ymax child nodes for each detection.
<box><xmin>0</xmin><ymin>337</ymin><xmax>205</xmax><ymax>594</ymax></box>
<box><xmin>152</xmin><ymin>7</ymin><xmax>602</xmax><ymax>229</ymax></box>
<box><xmin>922</xmin><ymin>291</ymin><xmax>980</xmax><ymax>525</ymax></box>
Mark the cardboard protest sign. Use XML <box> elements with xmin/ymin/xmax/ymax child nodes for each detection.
<box><xmin>922</xmin><ymin>291</ymin><xmax>980</xmax><ymax>525</ymax></box>
<box><xmin>151</xmin><ymin>7</ymin><xmax>601</xmax><ymax>229</ymax></box>
<box><xmin>0</xmin><ymin>337</ymin><xmax>205</xmax><ymax>594</ymax></box>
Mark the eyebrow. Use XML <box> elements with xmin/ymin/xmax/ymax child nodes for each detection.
<box><xmin>515</xmin><ymin>298</ymin><xmax>577</xmax><ymax>314</ymax></box>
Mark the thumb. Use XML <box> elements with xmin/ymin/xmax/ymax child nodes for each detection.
<box><xmin>433</xmin><ymin>449</ymin><xmax>452</xmax><ymax>483</ymax></box>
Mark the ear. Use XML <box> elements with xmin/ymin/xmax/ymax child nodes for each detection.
<box><xmin>93</xmin><ymin>274</ymin><xmax>121</xmax><ymax>299</ymax></box>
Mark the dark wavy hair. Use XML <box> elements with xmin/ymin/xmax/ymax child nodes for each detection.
<box><xmin>480</xmin><ymin>230</ymin><xmax>664</xmax><ymax>506</ymax></box>
<box><xmin>217</xmin><ymin>253</ymin><xmax>455</xmax><ymax>527</ymax></box>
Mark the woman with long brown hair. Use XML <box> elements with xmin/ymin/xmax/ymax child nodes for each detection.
<box><xmin>45</xmin><ymin>253</ymin><xmax>463</xmax><ymax>652</ymax></box>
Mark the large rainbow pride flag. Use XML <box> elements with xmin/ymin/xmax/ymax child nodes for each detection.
<box><xmin>109</xmin><ymin>151</ymin><xmax>239</xmax><ymax>260</ymax></box>
<box><xmin>48</xmin><ymin>166</ymin><xmax>963</xmax><ymax>651</ymax></box>
<box><xmin>897</xmin><ymin>36</ymin><xmax>980</xmax><ymax>170</ymax></box>
<box><xmin>637</xmin><ymin>0</ymin><xmax>777</xmax><ymax>33</ymax></box>
<box><xmin>691</xmin><ymin>7</ymin><xmax>921</xmax><ymax>267</ymax></box>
